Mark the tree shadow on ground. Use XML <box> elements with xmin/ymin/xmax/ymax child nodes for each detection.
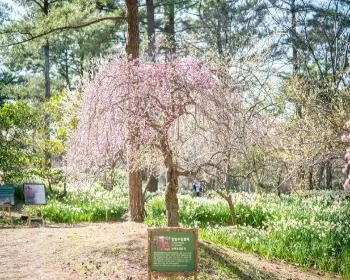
<box><xmin>63</xmin><ymin>231</ymin><xmax>148</xmax><ymax>279</ymax></box>
<box><xmin>199</xmin><ymin>241</ymin><xmax>279</xmax><ymax>280</ymax></box>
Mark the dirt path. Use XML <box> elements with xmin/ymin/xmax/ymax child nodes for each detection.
<box><xmin>0</xmin><ymin>221</ymin><xmax>340</xmax><ymax>280</ymax></box>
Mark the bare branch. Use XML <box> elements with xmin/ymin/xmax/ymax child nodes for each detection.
<box><xmin>30</xmin><ymin>0</ymin><xmax>44</xmax><ymax>11</ymax></box>
<box><xmin>1</xmin><ymin>16</ymin><xmax>126</xmax><ymax>47</ymax></box>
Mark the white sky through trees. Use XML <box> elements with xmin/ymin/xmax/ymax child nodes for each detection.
<box><xmin>0</xmin><ymin>0</ymin><xmax>24</xmax><ymax>16</ymax></box>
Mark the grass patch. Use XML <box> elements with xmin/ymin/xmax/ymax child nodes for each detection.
<box><xmin>198</xmin><ymin>241</ymin><xmax>279</xmax><ymax>279</ymax></box>
<box><xmin>145</xmin><ymin>191</ymin><xmax>350</xmax><ymax>278</ymax></box>
<box><xmin>23</xmin><ymin>187</ymin><xmax>128</xmax><ymax>223</ymax></box>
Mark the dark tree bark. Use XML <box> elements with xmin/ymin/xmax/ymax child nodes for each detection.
<box><xmin>146</xmin><ymin>0</ymin><xmax>156</xmax><ymax>60</ymax></box>
<box><xmin>165</xmin><ymin>165</ymin><xmax>179</xmax><ymax>227</ymax></box>
<box><xmin>42</xmin><ymin>0</ymin><xmax>52</xmax><ymax>191</ymax></box>
<box><xmin>164</xmin><ymin>0</ymin><xmax>175</xmax><ymax>55</ymax></box>
<box><xmin>126</xmin><ymin>0</ymin><xmax>139</xmax><ymax>60</ymax></box>
<box><xmin>146</xmin><ymin>174</ymin><xmax>158</xmax><ymax>192</ymax></box>
<box><xmin>160</xmin><ymin>137</ymin><xmax>179</xmax><ymax>227</ymax></box>
<box><xmin>126</xmin><ymin>0</ymin><xmax>143</xmax><ymax>222</ymax></box>
<box><xmin>128</xmin><ymin>169</ymin><xmax>143</xmax><ymax>221</ymax></box>
<box><xmin>317</xmin><ymin>163</ymin><xmax>325</xmax><ymax>189</ymax></box>
<box><xmin>64</xmin><ymin>44</ymin><xmax>71</xmax><ymax>90</ymax></box>
<box><xmin>43</xmin><ymin>0</ymin><xmax>50</xmax><ymax>99</ymax></box>
<box><xmin>308</xmin><ymin>167</ymin><xmax>314</xmax><ymax>190</ymax></box>
<box><xmin>145</xmin><ymin>0</ymin><xmax>159</xmax><ymax>193</ymax></box>
<box><xmin>325</xmin><ymin>160</ymin><xmax>332</xmax><ymax>189</ymax></box>
<box><xmin>145</xmin><ymin>0</ymin><xmax>158</xmax><ymax>192</ymax></box>
<box><xmin>44</xmin><ymin>39</ymin><xmax>50</xmax><ymax>99</ymax></box>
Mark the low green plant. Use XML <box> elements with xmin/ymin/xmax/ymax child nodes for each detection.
<box><xmin>145</xmin><ymin>191</ymin><xmax>350</xmax><ymax>278</ymax></box>
<box><xmin>145</xmin><ymin>194</ymin><xmax>270</xmax><ymax>228</ymax></box>
<box><xmin>23</xmin><ymin>187</ymin><xmax>128</xmax><ymax>223</ymax></box>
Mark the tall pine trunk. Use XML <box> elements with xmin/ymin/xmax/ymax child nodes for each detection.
<box><xmin>291</xmin><ymin>0</ymin><xmax>305</xmax><ymax>189</ymax></box>
<box><xmin>43</xmin><ymin>0</ymin><xmax>50</xmax><ymax>99</ymax></box>
<box><xmin>44</xmin><ymin>39</ymin><xmax>50</xmax><ymax>99</ymax></box>
<box><xmin>146</xmin><ymin>0</ymin><xmax>156</xmax><ymax>60</ymax></box>
<box><xmin>126</xmin><ymin>0</ymin><xmax>143</xmax><ymax>222</ymax></box>
<box><xmin>164</xmin><ymin>0</ymin><xmax>175</xmax><ymax>55</ymax></box>
<box><xmin>43</xmin><ymin>1</ymin><xmax>52</xmax><ymax>191</ymax></box>
<box><xmin>126</xmin><ymin>0</ymin><xmax>139</xmax><ymax>60</ymax></box>
<box><xmin>145</xmin><ymin>0</ymin><xmax>159</xmax><ymax>193</ymax></box>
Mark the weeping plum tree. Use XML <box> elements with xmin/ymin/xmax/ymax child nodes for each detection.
<box><xmin>67</xmin><ymin>55</ymin><xmax>242</xmax><ymax>227</ymax></box>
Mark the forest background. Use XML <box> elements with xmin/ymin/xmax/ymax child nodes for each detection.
<box><xmin>1</xmin><ymin>0</ymin><xmax>350</xmax><ymax>197</ymax></box>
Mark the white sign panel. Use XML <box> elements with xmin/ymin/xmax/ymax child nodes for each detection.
<box><xmin>23</xmin><ymin>184</ymin><xmax>46</xmax><ymax>205</ymax></box>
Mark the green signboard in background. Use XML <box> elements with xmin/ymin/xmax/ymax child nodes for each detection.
<box><xmin>148</xmin><ymin>228</ymin><xmax>198</xmax><ymax>279</ymax></box>
<box><xmin>0</xmin><ymin>186</ymin><xmax>15</xmax><ymax>206</ymax></box>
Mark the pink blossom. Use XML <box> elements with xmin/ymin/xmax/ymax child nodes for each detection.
<box><xmin>66</xmin><ymin>55</ymin><xmax>246</xmax><ymax>176</ymax></box>
<box><xmin>344</xmin><ymin>179</ymin><xmax>350</xmax><ymax>190</ymax></box>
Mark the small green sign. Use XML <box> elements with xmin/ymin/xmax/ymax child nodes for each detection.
<box><xmin>150</xmin><ymin>231</ymin><xmax>195</xmax><ymax>272</ymax></box>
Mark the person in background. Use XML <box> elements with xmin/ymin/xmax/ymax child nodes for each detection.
<box><xmin>193</xmin><ymin>181</ymin><xmax>201</xmax><ymax>197</ymax></box>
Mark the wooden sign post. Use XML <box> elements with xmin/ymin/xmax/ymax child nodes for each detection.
<box><xmin>148</xmin><ymin>228</ymin><xmax>198</xmax><ymax>280</ymax></box>
<box><xmin>23</xmin><ymin>184</ymin><xmax>46</xmax><ymax>227</ymax></box>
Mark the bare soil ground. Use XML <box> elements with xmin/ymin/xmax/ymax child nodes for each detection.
<box><xmin>0</xmin><ymin>221</ymin><xmax>341</xmax><ymax>280</ymax></box>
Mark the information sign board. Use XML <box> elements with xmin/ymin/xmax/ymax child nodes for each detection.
<box><xmin>0</xmin><ymin>186</ymin><xmax>15</xmax><ymax>206</ymax></box>
<box><xmin>148</xmin><ymin>228</ymin><xmax>198</xmax><ymax>279</ymax></box>
<box><xmin>23</xmin><ymin>184</ymin><xmax>46</xmax><ymax>205</ymax></box>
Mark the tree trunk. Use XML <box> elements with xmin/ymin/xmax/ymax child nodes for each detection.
<box><xmin>146</xmin><ymin>0</ymin><xmax>156</xmax><ymax>60</ymax></box>
<box><xmin>164</xmin><ymin>0</ymin><xmax>175</xmax><ymax>55</ymax></box>
<box><xmin>126</xmin><ymin>0</ymin><xmax>143</xmax><ymax>222</ymax></box>
<box><xmin>43</xmin><ymin>0</ymin><xmax>50</xmax><ymax>99</ymax></box>
<box><xmin>165</xmin><ymin>165</ymin><xmax>179</xmax><ymax>227</ymax></box>
<box><xmin>308</xmin><ymin>166</ymin><xmax>314</xmax><ymax>190</ymax></box>
<box><xmin>160</xmin><ymin>137</ymin><xmax>179</xmax><ymax>227</ymax></box>
<box><xmin>291</xmin><ymin>0</ymin><xmax>298</xmax><ymax>77</ymax></box>
<box><xmin>317</xmin><ymin>162</ymin><xmax>325</xmax><ymax>189</ymax></box>
<box><xmin>291</xmin><ymin>0</ymin><xmax>305</xmax><ymax>190</ymax></box>
<box><xmin>64</xmin><ymin>45</ymin><xmax>71</xmax><ymax>90</ymax></box>
<box><xmin>43</xmin><ymin>1</ymin><xmax>52</xmax><ymax>186</ymax></box>
<box><xmin>225</xmin><ymin>195</ymin><xmax>237</xmax><ymax>225</ymax></box>
<box><xmin>212</xmin><ymin>187</ymin><xmax>238</xmax><ymax>226</ymax></box>
<box><xmin>57</xmin><ymin>181</ymin><xmax>67</xmax><ymax>199</ymax></box>
<box><xmin>44</xmin><ymin>40</ymin><xmax>50</xmax><ymax>99</ymax></box>
<box><xmin>126</xmin><ymin>0</ymin><xmax>139</xmax><ymax>60</ymax></box>
<box><xmin>128</xmin><ymin>170</ymin><xmax>143</xmax><ymax>221</ymax></box>
<box><xmin>146</xmin><ymin>173</ymin><xmax>158</xmax><ymax>192</ymax></box>
<box><xmin>325</xmin><ymin>160</ymin><xmax>332</xmax><ymax>189</ymax></box>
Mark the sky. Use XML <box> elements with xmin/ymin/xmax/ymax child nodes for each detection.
<box><xmin>0</xmin><ymin>0</ymin><xmax>23</xmax><ymax>11</ymax></box>
<box><xmin>0</xmin><ymin>0</ymin><xmax>15</xmax><ymax>7</ymax></box>
<box><xmin>1</xmin><ymin>0</ymin><xmax>16</xmax><ymax>4</ymax></box>
<box><xmin>0</xmin><ymin>0</ymin><xmax>24</xmax><ymax>18</ymax></box>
